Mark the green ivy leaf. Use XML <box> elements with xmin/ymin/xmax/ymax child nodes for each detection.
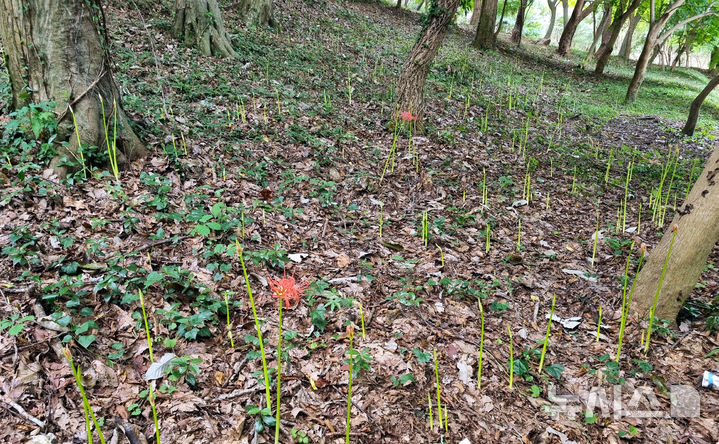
<box><xmin>77</xmin><ymin>334</ymin><xmax>96</xmax><ymax>348</ymax></box>
<box><xmin>528</xmin><ymin>384</ymin><xmax>542</xmax><ymax>397</ymax></box>
<box><xmin>545</xmin><ymin>364</ymin><xmax>565</xmax><ymax>380</ymax></box>
<box><xmin>145</xmin><ymin>271</ymin><xmax>163</xmax><ymax>287</ymax></box>
<box><xmin>195</xmin><ymin>225</ymin><xmax>210</xmax><ymax>237</ymax></box>
<box><xmin>206</xmin><ymin>222</ymin><xmax>222</xmax><ymax>231</ymax></box>
<box><xmin>211</xmin><ymin>202</ymin><xmax>226</xmax><ymax>218</ymax></box>
<box><xmin>513</xmin><ymin>359</ymin><xmax>529</xmax><ymax>376</ymax></box>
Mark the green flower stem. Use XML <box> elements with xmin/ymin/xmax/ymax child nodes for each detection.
<box><xmin>274</xmin><ymin>301</ymin><xmax>283</xmax><ymax>444</ymax></box>
<box><xmin>617</xmin><ymin>246</ymin><xmax>645</xmax><ymax>361</ymax></box>
<box><xmin>507</xmin><ymin>324</ymin><xmax>514</xmax><ymax>390</ymax></box>
<box><xmin>433</xmin><ymin>348</ymin><xmax>442</xmax><ymax>430</ymax></box>
<box><xmin>138</xmin><ymin>289</ymin><xmax>153</xmax><ymax>363</ymax></box>
<box><xmin>236</xmin><ymin>240</ymin><xmax>272</xmax><ymax>410</ymax></box>
<box><xmin>538</xmin><ymin>294</ymin><xmax>556</xmax><ymax>374</ymax></box>
<box><xmin>149</xmin><ymin>382</ymin><xmax>161</xmax><ymax>444</ymax></box>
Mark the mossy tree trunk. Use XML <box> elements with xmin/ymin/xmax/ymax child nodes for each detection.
<box><xmin>0</xmin><ymin>0</ymin><xmax>146</xmax><ymax>177</ymax></box>
<box><xmin>237</xmin><ymin>0</ymin><xmax>275</xmax><ymax>27</ymax></box>
<box><xmin>395</xmin><ymin>0</ymin><xmax>461</xmax><ymax>127</ymax></box>
<box><xmin>473</xmin><ymin>0</ymin><xmax>499</xmax><ymax>49</ymax></box>
<box><xmin>710</xmin><ymin>46</ymin><xmax>719</xmax><ymax>72</ymax></box>
<box><xmin>631</xmin><ymin>142</ymin><xmax>719</xmax><ymax>324</ymax></box>
<box><xmin>174</xmin><ymin>0</ymin><xmax>237</xmax><ymax>57</ymax></box>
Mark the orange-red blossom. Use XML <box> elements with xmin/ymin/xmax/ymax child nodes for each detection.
<box><xmin>268</xmin><ymin>268</ymin><xmax>311</xmax><ymax>309</ymax></box>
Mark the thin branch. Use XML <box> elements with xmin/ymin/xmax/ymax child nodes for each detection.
<box><xmin>1</xmin><ymin>398</ymin><xmax>45</xmax><ymax>428</ymax></box>
<box><xmin>657</xmin><ymin>10</ymin><xmax>718</xmax><ymax>46</ymax></box>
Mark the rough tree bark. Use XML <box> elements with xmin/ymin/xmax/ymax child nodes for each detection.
<box><xmin>237</xmin><ymin>0</ymin><xmax>274</xmax><ymax>27</ymax></box>
<box><xmin>682</xmin><ymin>75</ymin><xmax>719</xmax><ymax>135</ymax></box>
<box><xmin>471</xmin><ymin>0</ymin><xmax>483</xmax><ymax>25</ymax></box>
<box><xmin>543</xmin><ymin>0</ymin><xmax>559</xmax><ymax>42</ymax></box>
<box><xmin>473</xmin><ymin>0</ymin><xmax>499</xmax><ymax>49</ymax></box>
<box><xmin>395</xmin><ymin>0</ymin><xmax>461</xmax><ymax>126</ymax></box>
<box><xmin>0</xmin><ymin>0</ymin><xmax>146</xmax><ymax>177</ymax></box>
<box><xmin>587</xmin><ymin>3</ymin><xmax>613</xmax><ymax>58</ymax></box>
<box><xmin>595</xmin><ymin>0</ymin><xmax>643</xmax><ymax>75</ymax></box>
<box><xmin>510</xmin><ymin>0</ymin><xmax>527</xmax><ymax>45</ymax></box>
<box><xmin>557</xmin><ymin>0</ymin><xmax>598</xmax><ymax>56</ymax></box>
<box><xmin>619</xmin><ymin>11</ymin><xmax>641</xmax><ymax>59</ymax></box>
<box><xmin>174</xmin><ymin>0</ymin><xmax>238</xmax><ymax>57</ymax></box>
<box><xmin>625</xmin><ymin>1</ymin><xmax>716</xmax><ymax>102</ymax></box>
<box><xmin>631</xmin><ymin>141</ymin><xmax>719</xmax><ymax>324</ymax></box>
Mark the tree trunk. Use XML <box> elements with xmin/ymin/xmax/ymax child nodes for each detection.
<box><xmin>395</xmin><ymin>0</ymin><xmax>461</xmax><ymax>126</ymax></box>
<box><xmin>682</xmin><ymin>75</ymin><xmax>719</xmax><ymax>136</ymax></box>
<box><xmin>470</xmin><ymin>0</ymin><xmax>483</xmax><ymax>25</ymax></box>
<box><xmin>557</xmin><ymin>0</ymin><xmax>597</xmax><ymax>56</ymax></box>
<box><xmin>561</xmin><ymin>0</ymin><xmax>569</xmax><ymax>25</ymax></box>
<box><xmin>594</xmin><ymin>0</ymin><xmax>643</xmax><ymax>75</ymax></box>
<box><xmin>396</xmin><ymin>0</ymin><xmax>402</xmax><ymax>8</ymax></box>
<box><xmin>543</xmin><ymin>0</ymin><xmax>558</xmax><ymax>42</ymax></box>
<box><xmin>631</xmin><ymin>140</ymin><xmax>719</xmax><ymax>325</ymax></box>
<box><xmin>681</xmin><ymin>27</ymin><xmax>697</xmax><ymax>68</ymax></box>
<box><xmin>496</xmin><ymin>0</ymin><xmax>509</xmax><ymax>36</ymax></box>
<box><xmin>175</xmin><ymin>0</ymin><xmax>239</xmax><ymax>56</ymax></box>
<box><xmin>237</xmin><ymin>0</ymin><xmax>274</xmax><ymax>27</ymax></box>
<box><xmin>619</xmin><ymin>12</ymin><xmax>641</xmax><ymax>59</ymax></box>
<box><xmin>0</xmin><ymin>0</ymin><xmax>146</xmax><ymax>178</ymax></box>
<box><xmin>473</xmin><ymin>0</ymin><xmax>499</xmax><ymax>49</ymax></box>
<box><xmin>710</xmin><ymin>46</ymin><xmax>719</xmax><ymax>72</ymax></box>
<box><xmin>625</xmin><ymin>24</ymin><xmax>661</xmax><ymax>102</ymax></box>
<box><xmin>671</xmin><ymin>36</ymin><xmax>685</xmax><ymax>70</ymax></box>
<box><xmin>670</xmin><ymin>29</ymin><xmax>691</xmax><ymax>70</ymax></box>
<box><xmin>510</xmin><ymin>0</ymin><xmax>527</xmax><ymax>45</ymax></box>
<box><xmin>587</xmin><ymin>4</ymin><xmax>612</xmax><ymax>58</ymax></box>
<box><xmin>625</xmin><ymin>0</ymin><xmax>696</xmax><ymax>101</ymax></box>
<box><xmin>594</xmin><ymin>5</ymin><xmax>620</xmax><ymax>59</ymax></box>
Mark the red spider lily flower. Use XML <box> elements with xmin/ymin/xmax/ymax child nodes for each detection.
<box><xmin>268</xmin><ymin>267</ymin><xmax>311</xmax><ymax>309</ymax></box>
<box><xmin>399</xmin><ymin>111</ymin><xmax>417</xmax><ymax>122</ymax></box>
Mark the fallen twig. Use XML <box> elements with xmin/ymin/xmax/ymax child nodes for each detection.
<box><xmin>1</xmin><ymin>398</ymin><xmax>45</xmax><ymax>428</ymax></box>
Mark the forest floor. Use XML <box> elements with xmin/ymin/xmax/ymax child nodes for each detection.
<box><xmin>2</xmin><ymin>0</ymin><xmax>719</xmax><ymax>443</ymax></box>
